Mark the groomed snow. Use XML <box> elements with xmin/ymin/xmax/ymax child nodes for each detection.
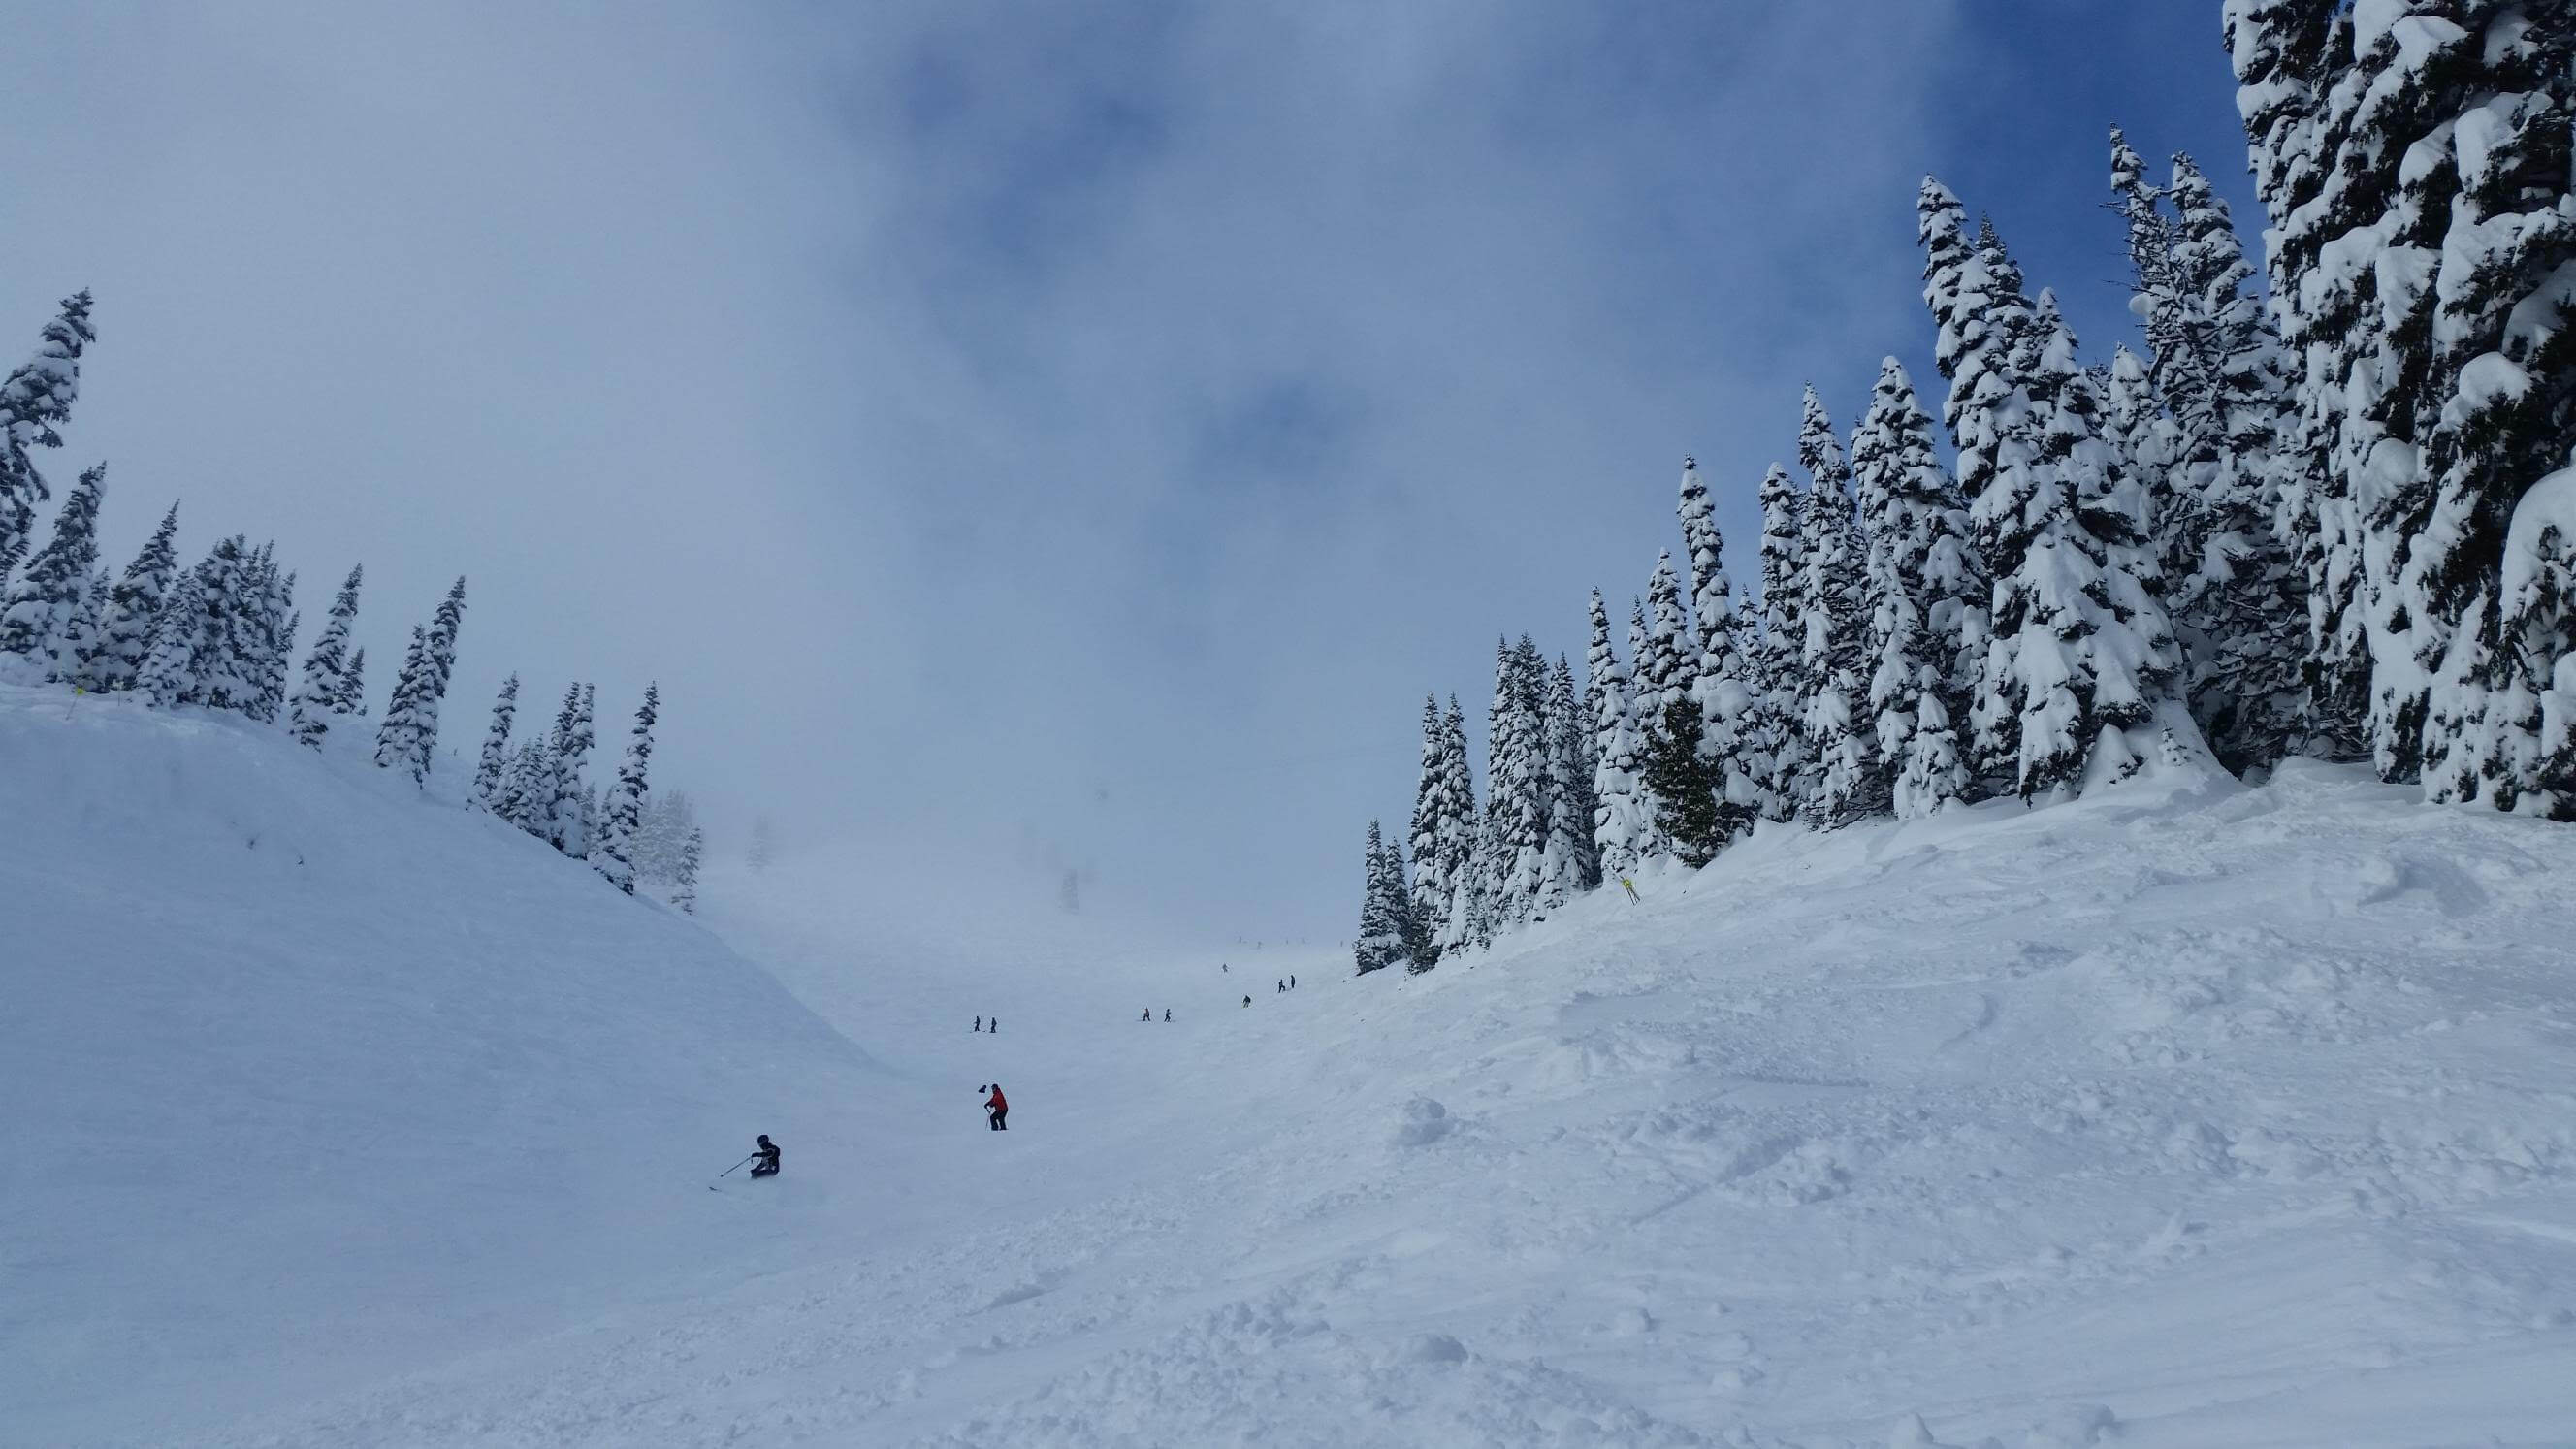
<box><xmin>9</xmin><ymin>684</ymin><xmax>2576</xmax><ymax>1445</ymax></box>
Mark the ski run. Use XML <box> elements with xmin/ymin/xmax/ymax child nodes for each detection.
<box><xmin>8</xmin><ymin>681</ymin><xmax>2576</xmax><ymax>1446</ymax></box>
<box><xmin>12</xmin><ymin>2</ymin><xmax>2576</xmax><ymax>1444</ymax></box>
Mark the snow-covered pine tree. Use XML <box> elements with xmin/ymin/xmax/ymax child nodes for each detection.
<box><xmin>1432</xmin><ymin>693</ymin><xmax>1482</xmax><ymax>961</ymax></box>
<box><xmin>189</xmin><ymin>535</ymin><xmax>261</xmax><ymax>712</ymax></box>
<box><xmin>1754</xmin><ymin>462</ymin><xmax>1808</xmax><ymax>817</ymax></box>
<box><xmin>1476</xmin><ymin>637</ymin><xmax>1553</xmax><ymax>933</ymax></box>
<box><xmin>0</xmin><ymin>461</ymin><xmax>104</xmax><ymax>677</ymax></box>
<box><xmin>1639</xmin><ymin>553</ymin><xmax>1692</xmax><ymax>728</ymax></box>
<box><xmin>288</xmin><ymin>564</ymin><xmax>361</xmax><ymax>748</ymax></box>
<box><xmin>0</xmin><ymin>291</ymin><xmax>95</xmax><ymax>580</ymax></box>
<box><xmin>1981</xmin><ymin>258</ymin><xmax>2205</xmax><ymax>797</ymax></box>
<box><xmin>1854</xmin><ymin>358</ymin><xmax>1981</xmax><ymax>817</ymax></box>
<box><xmin>594</xmin><ymin>682</ymin><xmax>659</xmax><ymax>894</ymax></box>
<box><xmin>62</xmin><ymin>568</ymin><xmax>107</xmax><ymax>685</ymax></box>
<box><xmin>1539</xmin><ymin>655</ymin><xmax>1595</xmax><ymax>910</ymax></box>
<box><xmin>1793</xmin><ymin>388</ymin><xmax>1882</xmax><ymax>826</ymax></box>
<box><xmin>243</xmin><ymin>548</ymin><xmax>295</xmax><ymax>724</ymax></box>
<box><xmin>396</xmin><ymin>576</ymin><xmax>466</xmax><ymax>779</ymax></box>
<box><xmin>2407</xmin><ymin>10</ymin><xmax>2576</xmax><ymax>807</ymax></box>
<box><xmin>1919</xmin><ymin>181</ymin><xmax>2033</xmax><ymax>782</ymax></box>
<box><xmin>497</xmin><ymin>737</ymin><xmax>553</xmax><ymax>833</ymax></box>
<box><xmin>1624</xmin><ymin>596</ymin><xmax>1667</xmax><ymax>856</ymax></box>
<box><xmin>472</xmin><ymin>673</ymin><xmax>519</xmax><ymax>808</ymax></box>
<box><xmin>86</xmin><ymin>499</ymin><xmax>177</xmax><ymax>692</ymax></box>
<box><xmin>2268</xmin><ymin>4</ymin><xmax>2456</xmax><ymax>782</ymax></box>
<box><xmin>136</xmin><ymin>564</ymin><xmax>206</xmax><ymax>708</ymax></box>
<box><xmin>1390</xmin><ymin>830</ymin><xmax>1431</xmax><ymax>966</ymax></box>
<box><xmin>1677</xmin><ymin>457</ymin><xmax>1771</xmax><ymax>838</ymax></box>
<box><xmin>337</xmin><ymin>645</ymin><xmax>368</xmax><ymax>715</ymax></box>
<box><xmin>1639</xmin><ymin>691</ymin><xmax>1723</xmax><ymax>866</ymax></box>
<box><xmin>1586</xmin><ymin>590</ymin><xmax>1654</xmax><ymax>880</ymax></box>
<box><xmin>2163</xmin><ymin>151</ymin><xmax>2311</xmax><ymax>773</ymax></box>
<box><xmin>2113</xmin><ymin>135</ymin><xmax>2313</xmax><ymax>775</ymax></box>
<box><xmin>1404</xmin><ymin>693</ymin><xmax>1454</xmax><ymax>966</ymax></box>
<box><xmin>1354</xmin><ymin>820</ymin><xmax>1400</xmax><ymax>974</ymax></box>
<box><xmin>373</xmin><ymin>625</ymin><xmax>432</xmax><ymax>778</ymax></box>
<box><xmin>543</xmin><ymin>682</ymin><xmax>596</xmax><ymax>855</ymax></box>
<box><xmin>672</xmin><ymin>825</ymin><xmax>704</xmax><ymax>915</ymax></box>
<box><xmin>2226</xmin><ymin>0</ymin><xmax>2370</xmax><ymax>762</ymax></box>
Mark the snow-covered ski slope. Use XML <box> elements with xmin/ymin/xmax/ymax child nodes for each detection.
<box><xmin>11</xmin><ymin>685</ymin><xmax>2576</xmax><ymax>1446</ymax></box>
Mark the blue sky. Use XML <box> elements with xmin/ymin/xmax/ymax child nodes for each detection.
<box><xmin>1</xmin><ymin>3</ymin><xmax>2264</xmax><ymax>938</ymax></box>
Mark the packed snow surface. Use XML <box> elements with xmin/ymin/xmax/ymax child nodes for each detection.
<box><xmin>8</xmin><ymin>684</ymin><xmax>2576</xmax><ymax>1445</ymax></box>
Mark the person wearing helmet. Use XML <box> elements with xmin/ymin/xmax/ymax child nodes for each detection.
<box><xmin>749</xmin><ymin>1134</ymin><xmax>781</xmax><ymax>1177</ymax></box>
<box><xmin>983</xmin><ymin>1083</ymin><xmax>1008</xmax><ymax>1131</ymax></box>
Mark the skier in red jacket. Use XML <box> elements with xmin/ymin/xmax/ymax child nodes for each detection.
<box><xmin>983</xmin><ymin>1083</ymin><xmax>1008</xmax><ymax>1131</ymax></box>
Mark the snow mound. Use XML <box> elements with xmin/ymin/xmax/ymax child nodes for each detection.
<box><xmin>0</xmin><ymin>685</ymin><xmax>884</xmax><ymax>1440</ymax></box>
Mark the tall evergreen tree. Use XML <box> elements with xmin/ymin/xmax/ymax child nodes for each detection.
<box><xmin>1428</xmin><ymin>693</ymin><xmax>1478</xmax><ymax>965</ymax></box>
<box><xmin>2226</xmin><ymin>0</ymin><xmax>2370</xmax><ymax>760</ymax></box>
<box><xmin>0</xmin><ymin>291</ymin><xmax>95</xmax><ymax>579</ymax></box>
<box><xmin>337</xmin><ymin>645</ymin><xmax>368</xmax><ymax>715</ymax></box>
<box><xmin>0</xmin><ymin>461</ymin><xmax>104</xmax><ymax>676</ymax></box>
<box><xmin>136</xmin><ymin>565</ymin><xmax>205</xmax><ymax>708</ymax></box>
<box><xmin>1989</xmin><ymin>252</ymin><xmax>2204</xmax><ymax>792</ymax></box>
<box><xmin>1539</xmin><ymin>655</ymin><xmax>1596</xmax><ymax>909</ymax></box>
<box><xmin>2112</xmin><ymin>136</ymin><xmax>2312</xmax><ymax>774</ymax></box>
<box><xmin>1677</xmin><ymin>457</ymin><xmax>1771</xmax><ymax>836</ymax></box>
<box><xmin>397</xmin><ymin>575</ymin><xmax>467</xmax><ymax>777</ymax></box>
<box><xmin>672</xmin><ymin>825</ymin><xmax>704</xmax><ymax>915</ymax></box>
<box><xmin>1625</xmin><ymin>596</ymin><xmax>1667</xmax><ymax>856</ymax></box>
<box><xmin>1587</xmin><ymin>590</ymin><xmax>1654</xmax><ymax>879</ymax></box>
<box><xmin>87</xmin><ymin>499</ymin><xmax>178</xmax><ymax>692</ymax></box>
<box><xmin>1793</xmin><ymin>388</ymin><xmax>1881</xmax><ymax>825</ymax></box>
<box><xmin>2408</xmin><ymin>10</ymin><xmax>2576</xmax><ymax>806</ymax></box>
<box><xmin>595</xmin><ymin>683</ymin><xmax>659</xmax><ymax>894</ymax></box>
<box><xmin>1355</xmin><ymin>820</ymin><xmax>1401</xmax><ymax>975</ymax></box>
<box><xmin>1640</xmin><ymin>693</ymin><xmax>1724</xmax><ymax>866</ymax></box>
<box><xmin>1854</xmin><ymin>358</ymin><xmax>1980</xmax><ymax>818</ymax></box>
<box><xmin>1639</xmin><ymin>553</ymin><xmax>1691</xmax><ymax>724</ymax></box>
<box><xmin>373</xmin><ymin>625</ymin><xmax>432</xmax><ymax>778</ymax></box>
<box><xmin>543</xmin><ymin>682</ymin><xmax>596</xmax><ymax>854</ymax></box>
<box><xmin>1919</xmin><ymin>179</ymin><xmax>2034</xmax><ymax>784</ymax></box>
<box><xmin>1754</xmin><ymin>462</ymin><xmax>1808</xmax><ymax>816</ymax></box>
<box><xmin>1404</xmin><ymin>693</ymin><xmax>1455</xmax><ymax>967</ymax></box>
<box><xmin>1477</xmin><ymin>637</ymin><xmax>1552</xmax><ymax>934</ymax></box>
<box><xmin>61</xmin><ymin>568</ymin><xmax>107</xmax><ymax>686</ymax></box>
<box><xmin>497</xmin><ymin>737</ymin><xmax>554</xmax><ymax>832</ymax></box>
<box><xmin>242</xmin><ymin>548</ymin><xmax>295</xmax><ymax>724</ymax></box>
<box><xmin>289</xmin><ymin>564</ymin><xmax>361</xmax><ymax>748</ymax></box>
<box><xmin>472</xmin><ymin>673</ymin><xmax>520</xmax><ymax>808</ymax></box>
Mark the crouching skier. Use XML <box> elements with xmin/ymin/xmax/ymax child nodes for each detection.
<box><xmin>749</xmin><ymin>1134</ymin><xmax>782</xmax><ymax>1178</ymax></box>
<box><xmin>984</xmin><ymin>1082</ymin><xmax>1009</xmax><ymax>1131</ymax></box>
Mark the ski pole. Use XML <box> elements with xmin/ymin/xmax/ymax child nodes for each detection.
<box><xmin>715</xmin><ymin>1153</ymin><xmax>757</xmax><ymax>1179</ymax></box>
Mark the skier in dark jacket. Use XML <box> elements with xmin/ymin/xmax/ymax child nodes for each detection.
<box><xmin>749</xmin><ymin>1134</ymin><xmax>781</xmax><ymax>1177</ymax></box>
<box><xmin>984</xmin><ymin>1083</ymin><xmax>1009</xmax><ymax>1131</ymax></box>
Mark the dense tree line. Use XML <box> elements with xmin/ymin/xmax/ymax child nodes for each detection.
<box><xmin>1360</xmin><ymin>2</ymin><xmax>2576</xmax><ymax>973</ymax></box>
<box><xmin>0</xmin><ymin>292</ymin><xmax>698</xmax><ymax>912</ymax></box>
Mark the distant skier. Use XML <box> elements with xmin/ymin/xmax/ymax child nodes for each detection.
<box><xmin>990</xmin><ymin>1016</ymin><xmax>999</xmax><ymax>1034</ymax></box>
<box><xmin>749</xmin><ymin>1134</ymin><xmax>781</xmax><ymax>1178</ymax></box>
<box><xmin>1242</xmin><ymin>994</ymin><xmax>1250</xmax><ymax>1008</ymax></box>
<box><xmin>1276</xmin><ymin>980</ymin><xmax>1284</xmax><ymax>993</ymax></box>
<box><xmin>1163</xmin><ymin>1009</ymin><xmax>1172</xmax><ymax>1022</ymax></box>
<box><xmin>1290</xmin><ymin>975</ymin><xmax>1297</xmax><ymax>989</ymax></box>
<box><xmin>974</xmin><ymin>1015</ymin><xmax>982</xmax><ymax>1032</ymax></box>
<box><xmin>1143</xmin><ymin>1009</ymin><xmax>1152</xmax><ymax>1022</ymax></box>
<box><xmin>984</xmin><ymin>1082</ymin><xmax>1009</xmax><ymax>1131</ymax></box>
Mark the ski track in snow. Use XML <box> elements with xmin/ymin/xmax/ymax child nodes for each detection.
<box><xmin>8</xmin><ymin>689</ymin><xmax>2576</xmax><ymax>1446</ymax></box>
